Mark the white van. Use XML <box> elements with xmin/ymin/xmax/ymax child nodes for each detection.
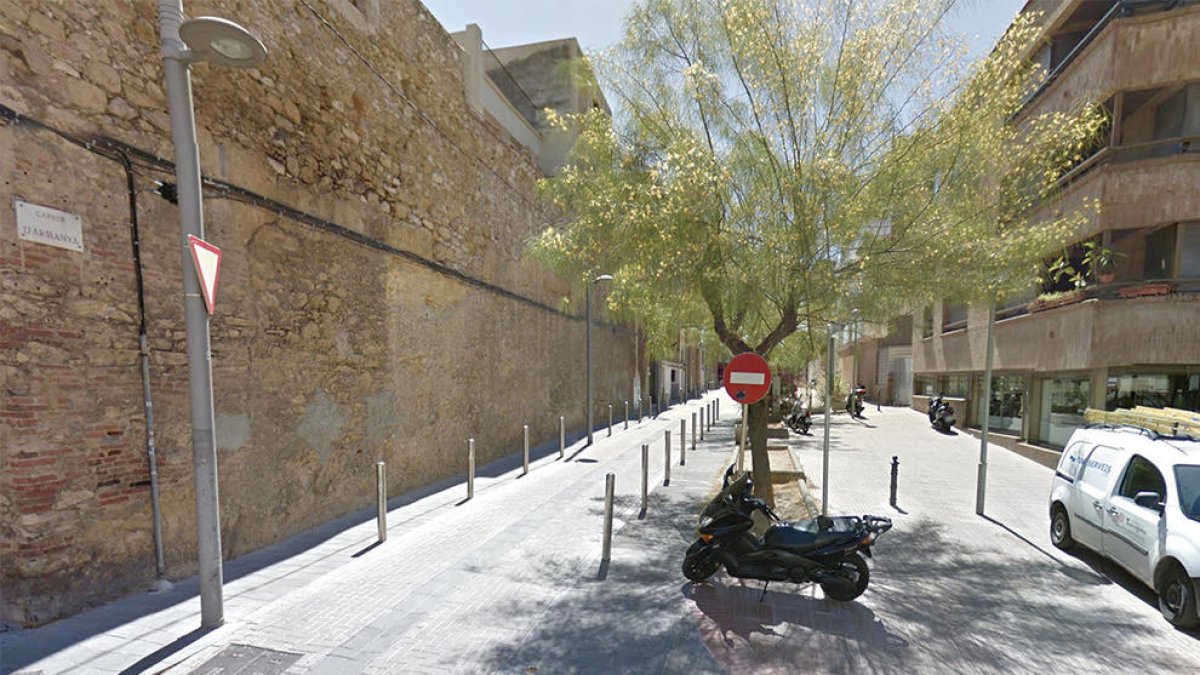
<box><xmin>1048</xmin><ymin>425</ymin><xmax>1200</xmax><ymax>629</ymax></box>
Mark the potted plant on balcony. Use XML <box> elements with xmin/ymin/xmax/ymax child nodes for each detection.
<box><xmin>1048</xmin><ymin>240</ymin><xmax>1122</xmax><ymax>288</ymax></box>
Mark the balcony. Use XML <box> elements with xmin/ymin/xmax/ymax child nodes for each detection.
<box><xmin>1023</xmin><ymin>137</ymin><xmax>1200</xmax><ymax>238</ymax></box>
<box><xmin>914</xmin><ymin>287</ymin><xmax>1200</xmax><ymax>375</ymax></box>
<box><xmin>1019</xmin><ymin>2</ymin><xmax>1200</xmax><ymax>121</ymax></box>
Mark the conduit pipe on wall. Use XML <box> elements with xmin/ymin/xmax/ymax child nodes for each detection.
<box><xmin>120</xmin><ymin>153</ymin><xmax>169</xmax><ymax>587</ymax></box>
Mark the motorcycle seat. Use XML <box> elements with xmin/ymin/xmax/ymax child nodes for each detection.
<box><xmin>763</xmin><ymin>517</ymin><xmax>861</xmax><ymax>553</ymax></box>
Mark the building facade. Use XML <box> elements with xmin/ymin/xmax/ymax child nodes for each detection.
<box><xmin>0</xmin><ymin>0</ymin><xmax>634</xmax><ymax>626</ymax></box>
<box><xmin>912</xmin><ymin>0</ymin><xmax>1200</xmax><ymax>447</ymax></box>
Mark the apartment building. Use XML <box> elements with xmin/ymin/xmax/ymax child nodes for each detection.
<box><xmin>912</xmin><ymin>0</ymin><xmax>1200</xmax><ymax>448</ymax></box>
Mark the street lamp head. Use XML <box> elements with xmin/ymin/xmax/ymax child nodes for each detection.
<box><xmin>180</xmin><ymin>17</ymin><xmax>266</xmax><ymax>68</ymax></box>
<box><xmin>594</xmin><ymin>274</ymin><xmax>614</xmax><ymax>283</ymax></box>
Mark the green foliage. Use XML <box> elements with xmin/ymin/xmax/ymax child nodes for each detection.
<box><xmin>534</xmin><ymin>0</ymin><xmax>1106</xmax><ymax>360</ymax></box>
<box><xmin>1048</xmin><ymin>240</ymin><xmax>1124</xmax><ymax>289</ymax></box>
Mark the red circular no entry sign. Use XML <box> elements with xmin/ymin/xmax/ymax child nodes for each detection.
<box><xmin>723</xmin><ymin>352</ymin><xmax>771</xmax><ymax>405</ymax></box>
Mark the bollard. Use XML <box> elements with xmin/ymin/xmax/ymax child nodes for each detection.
<box><xmin>608</xmin><ymin>404</ymin><xmax>613</xmax><ymax>437</ymax></box>
<box><xmin>523</xmin><ymin>424</ymin><xmax>530</xmax><ymax>476</ymax></box>
<box><xmin>691</xmin><ymin>412</ymin><xmax>697</xmax><ymax>452</ymax></box>
<box><xmin>467</xmin><ymin>439</ymin><xmax>475</xmax><ymax>500</ymax></box>
<box><xmin>664</xmin><ymin>429</ymin><xmax>671</xmax><ymax>486</ymax></box>
<box><xmin>602</xmin><ymin>473</ymin><xmax>615</xmax><ymax>560</ymax></box>
<box><xmin>641</xmin><ymin>444</ymin><xmax>649</xmax><ymax>516</ymax></box>
<box><xmin>624</xmin><ymin>401</ymin><xmax>629</xmax><ymax>429</ymax></box>
<box><xmin>890</xmin><ymin>456</ymin><xmax>899</xmax><ymax>507</ymax></box>
<box><xmin>559</xmin><ymin>416</ymin><xmax>565</xmax><ymax>459</ymax></box>
<box><xmin>679</xmin><ymin>420</ymin><xmax>686</xmax><ymax>467</ymax></box>
<box><xmin>375</xmin><ymin>461</ymin><xmax>387</xmax><ymax>542</ymax></box>
<box><xmin>700</xmin><ymin>408</ymin><xmax>705</xmax><ymax>440</ymax></box>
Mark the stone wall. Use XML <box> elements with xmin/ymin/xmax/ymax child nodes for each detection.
<box><xmin>0</xmin><ymin>0</ymin><xmax>637</xmax><ymax>626</ymax></box>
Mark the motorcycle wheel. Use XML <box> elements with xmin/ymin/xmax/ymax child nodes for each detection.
<box><xmin>820</xmin><ymin>552</ymin><xmax>870</xmax><ymax>601</ymax></box>
<box><xmin>683</xmin><ymin>540</ymin><xmax>720</xmax><ymax>582</ymax></box>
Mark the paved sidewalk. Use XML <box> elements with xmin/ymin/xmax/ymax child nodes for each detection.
<box><xmin>8</xmin><ymin>400</ymin><xmax>1200</xmax><ymax>674</ymax></box>
<box><xmin>694</xmin><ymin>406</ymin><xmax>1200</xmax><ymax>674</ymax></box>
<box><xmin>3</xmin><ymin>393</ymin><xmax>735</xmax><ymax>674</ymax></box>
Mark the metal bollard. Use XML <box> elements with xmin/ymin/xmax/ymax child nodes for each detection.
<box><xmin>523</xmin><ymin>424</ymin><xmax>530</xmax><ymax>476</ymax></box>
<box><xmin>467</xmin><ymin>439</ymin><xmax>475</xmax><ymax>500</ymax></box>
<box><xmin>664</xmin><ymin>429</ymin><xmax>671</xmax><ymax>486</ymax></box>
<box><xmin>691</xmin><ymin>412</ymin><xmax>697</xmax><ymax>452</ymax></box>
<box><xmin>608</xmin><ymin>404</ymin><xmax>613</xmax><ymax>437</ymax></box>
<box><xmin>559</xmin><ymin>416</ymin><xmax>565</xmax><ymax>459</ymax></box>
<box><xmin>375</xmin><ymin>461</ymin><xmax>387</xmax><ymax>542</ymax></box>
<box><xmin>624</xmin><ymin>401</ymin><xmax>629</xmax><ymax>429</ymax></box>
<box><xmin>641</xmin><ymin>444</ymin><xmax>649</xmax><ymax>516</ymax></box>
<box><xmin>700</xmin><ymin>408</ymin><xmax>705</xmax><ymax>440</ymax></box>
<box><xmin>890</xmin><ymin>456</ymin><xmax>899</xmax><ymax>507</ymax></box>
<box><xmin>680</xmin><ymin>420</ymin><xmax>686</xmax><ymax>467</ymax></box>
<box><xmin>602</xmin><ymin>473</ymin><xmax>615</xmax><ymax>560</ymax></box>
<box><xmin>716</xmin><ymin>398</ymin><xmax>720</xmax><ymax>420</ymax></box>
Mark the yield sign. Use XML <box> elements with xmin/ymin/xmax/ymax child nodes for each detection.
<box><xmin>723</xmin><ymin>352</ymin><xmax>772</xmax><ymax>405</ymax></box>
<box><xmin>187</xmin><ymin>235</ymin><xmax>222</xmax><ymax>315</ymax></box>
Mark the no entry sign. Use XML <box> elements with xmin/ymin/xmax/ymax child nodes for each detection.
<box><xmin>723</xmin><ymin>352</ymin><xmax>771</xmax><ymax>405</ymax></box>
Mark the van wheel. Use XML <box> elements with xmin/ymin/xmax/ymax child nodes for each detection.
<box><xmin>1050</xmin><ymin>504</ymin><xmax>1074</xmax><ymax>551</ymax></box>
<box><xmin>1160</xmin><ymin>564</ymin><xmax>1200</xmax><ymax>629</ymax></box>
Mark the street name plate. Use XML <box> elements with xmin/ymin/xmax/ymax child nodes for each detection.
<box><xmin>14</xmin><ymin>199</ymin><xmax>84</xmax><ymax>252</ymax></box>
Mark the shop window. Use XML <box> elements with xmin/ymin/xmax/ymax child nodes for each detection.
<box><xmin>983</xmin><ymin>375</ymin><xmax>1025</xmax><ymax>434</ymax></box>
<box><xmin>941</xmin><ymin>375</ymin><xmax>969</xmax><ymax>398</ymax></box>
<box><xmin>1039</xmin><ymin>377</ymin><xmax>1089</xmax><ymax>447</ymax></box>
<box><xmin>914</xmin><ymin>376</ymin><xmax>936</xmax><ymax>396</ymax></box>
<box><xmin>1107</xmin><ymin>373</ymin><xmax>1200</xmax><ymax>413</ymax></box>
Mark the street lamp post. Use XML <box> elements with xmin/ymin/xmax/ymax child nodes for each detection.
<box><xmin>586</xmin><ymin>274</ymin><xmax>613</xmax><ymax>445</ymax></box>
<box><xmin>158</xmin><ymin>0</ymin><xmax>265</xmax><ymax>629</ymax></box>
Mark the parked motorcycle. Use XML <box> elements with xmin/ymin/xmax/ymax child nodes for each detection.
<box><xmin>929</xmin><ymin>395</ymin><xmax>956</xmax><ymax>432</ymax></box>
<box><xmin>786</xmin><ymin>398</ymin><xmax>812</xmax><ymax>435</ymax></box>
<box><xmin>682</xmin><ymin>465</ymin><xmax>893</xmax><ymax>601</ymax></box>
<box><xmin>846</xmin><ymin>384</ymin><xmax>867</xmax><ymax>418</ymax></box>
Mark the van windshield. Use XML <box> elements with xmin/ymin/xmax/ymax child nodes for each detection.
<box><xmin>1176</xmin><ymin>466</ymin><xmax>1200</xmax><ymax>522</ymax></box>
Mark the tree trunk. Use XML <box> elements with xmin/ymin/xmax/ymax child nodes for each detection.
<box><xmin>748</xmin><ymin>399</ymin><xmax>775</xmax><ymax>507</ymax></box>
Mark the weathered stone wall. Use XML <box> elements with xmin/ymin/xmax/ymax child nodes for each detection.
<box><xmin>0</xmin><ymin>0</ymin><xmax>637</xmax><ymax>626</ymax></box>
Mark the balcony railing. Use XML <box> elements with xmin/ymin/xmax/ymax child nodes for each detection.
<box><xmin>1018</xmin><ymin>0</ymin><xmax>1200</xmax><ymax>115</ymax></box>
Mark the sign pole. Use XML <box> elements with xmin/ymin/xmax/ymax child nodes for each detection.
<box><xmin>822</xmin><ymin>333</ymin><xmax>834</xmax><ymax>516</ymax></box>
<box><xmin>737</xmin><ymin>403</ymin><xmax>748</xmax><ymax>473</ymax></box>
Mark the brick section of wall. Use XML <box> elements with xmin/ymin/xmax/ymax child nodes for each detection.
<box><xmin>0</xmin><ymin>0</ymin><xmax>635</xmax><ymax>626</ymax></box>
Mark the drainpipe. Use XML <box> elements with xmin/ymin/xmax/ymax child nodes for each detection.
<box><xmin>120</xmin><ymin>154</ymin><xmax>170</xmax><ymax>589</ymax></box>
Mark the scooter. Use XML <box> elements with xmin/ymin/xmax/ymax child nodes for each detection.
<box><xmin>786</xmin><ymin>399</ymin><xmax>812</xmax><ymax>435</ymax></box>
<box><xmin>683</xmin><ymin>465</ymin><xmax>893</xmax><ymax>601</ymax></box>
<box><xmin>929</xmin><ymin>395</ymin><xmax>956</xmax><ymax>432</ymax></box>
<box><xmin>846</xmin><ymin>384</ymin><xmax>867</xmax><ymax>418</ymax></box>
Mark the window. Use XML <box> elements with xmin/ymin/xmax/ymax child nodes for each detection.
<box><xmin>1118</xmin><ymin>456</ymin><xmax>1166</xmax><ymax>502</ymax></box>
<box><xmin>1154</xmin><ymin>88</ymin><xmax>1186</xmax><ymax>140</ymax></box>
<box><xmin>984</xmin><ymin>375</ymin><xmax>1025</xmax><ymax>433</ymax></box>
<box><xmin>1106</xmin><ymin>373</ymin><xmax>1200</xmax><ymax>413</ymax></box>
<box><xmin>942</xmin><ymin>375</ymin><xmax>969</xmax><ymax>398</ymax></box>
<box><xmin>942</xmin><ymin>302</ymin><xmax>967</xmax><ymax>333</ymax></box>
<box><xmin>1145</xmin><ymin>225</ymin><xmax>1177</xmax><ymax>280</ymax></box>
<box><xmin>1039</xmin><ymin>377</ymin><xmax>1090</xmax><ymax>447</ymax></box>
<box><xmin>1175</xmin><ymin>466</ymin><xmax>1200</xmax><ymax>521</ymax></box>
<box><xmin>921</xmin><ymin>306</ymin><xmax>933</xmax><ymax>339</ymax></box>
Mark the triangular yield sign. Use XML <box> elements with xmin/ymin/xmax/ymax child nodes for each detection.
<box><xmin>187</xmin><ymin>235</ymin><xmax>222</xmax><ymax>315</ymax></box>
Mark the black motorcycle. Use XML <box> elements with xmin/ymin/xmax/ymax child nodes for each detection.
<box><xmin>928</xmin><ymin>395</ymin><xmax>956</xmax><ymax>432</ymax></box>
<box><xmin>786</xmin><ymin>401</ymin><xmax>812</xmax><ymax>435</ymax></box>
<box><xmin>682</xmin><ymin>465</ymin><xmax>893</xmax><ymax>601</ymax></box>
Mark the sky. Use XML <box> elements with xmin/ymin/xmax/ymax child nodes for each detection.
<box><xmin>421</xmin><ymin>0</ymin><xmax>1030</xmax><ymax>62</ymax></box>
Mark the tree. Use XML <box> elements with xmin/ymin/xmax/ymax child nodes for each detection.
<box><xmin>536</xmin><ymin>0</ymin><xmax>1104</xmax><ymax>504</ymax></box>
